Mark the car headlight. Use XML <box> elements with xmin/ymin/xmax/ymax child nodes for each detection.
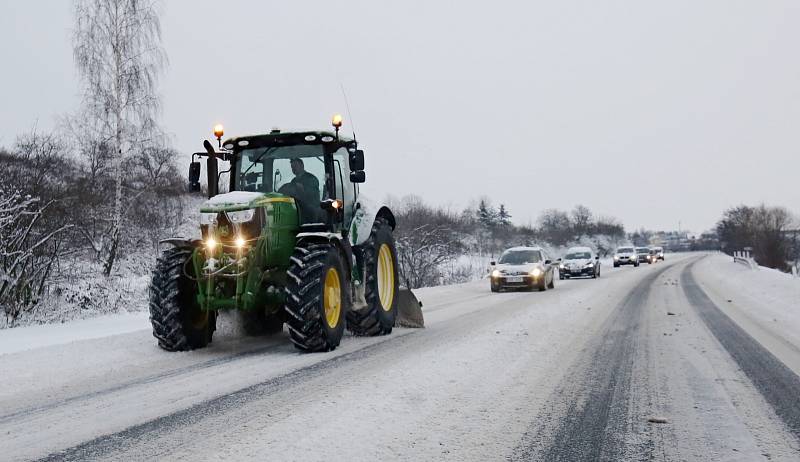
<box><xmin>200</xmin><ymin>212</ymin><xmax>217</xmax><ymax>225</ymax></box>
<box><xmin>559</xmin><ymin>263</ymin><xmax>565</xmax><ymax>269</ymax></box>
<box><xmin>227</xmin><ymin>209</ymin><xmax>256</xmax><ymax>223</ymax></box>
<box><xmin>584</xmin><ymin>262</ymin><xmax>594</xmax><ymax>267</ymax></box>
<box><xmin>531</xmin><ymin>267</ymin><xmax>542</xmax><ymax>277</ymax></box>
<box><xmin>491</xmin><ymin>269</ymin><xmax>501</xmax><ymax>278</ymax></box>
<box><xmin>613</xmin><ymin>256</ymin><xmax>619</xmax><ymax>260</ymax></box>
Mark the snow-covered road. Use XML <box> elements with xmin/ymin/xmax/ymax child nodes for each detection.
<box><xmin>2</xmin><ymin>253</ymin><xmax>799</xmax><ymax>461</ymax></box>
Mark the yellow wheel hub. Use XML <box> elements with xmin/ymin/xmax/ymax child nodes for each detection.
<box><xmin>323</xmin><ymin>268</ymin><xmax>342</xmax><ymax>328</ymax></box>
<box><xmin>377</xmin><ymin>244</ymin><xmax>396</xmax><ymax>312</ymax></box>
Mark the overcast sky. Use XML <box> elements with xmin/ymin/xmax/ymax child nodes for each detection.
<box><xmin>2</xmin><ymin>0</ymin><xmax>799</xmax><ymax>233</ymax></box>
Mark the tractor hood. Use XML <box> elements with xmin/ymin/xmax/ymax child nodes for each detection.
<box><xmin>200</xmin><ymin>191</ymin><xmax>294</xmax><ymax>212</ymax></box>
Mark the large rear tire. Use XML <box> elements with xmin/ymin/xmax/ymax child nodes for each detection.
<box><xmin>347</xmin><ymin>218</ymin><xmax>399</xmax><ymax>336</ymax></box>
<box><xmin>284</xmin><ymin>242</ymin><xmax>348</xmax><ymax>352</ymax></box>
<box><xmin>149</xmin><ymin>246</ymin><xmax>215</xmax><ymax>351</ymax></box>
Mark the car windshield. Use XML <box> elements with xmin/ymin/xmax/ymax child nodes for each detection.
<box><xmin>499</xmin><ymin>250</ymin><xmax>541</xmax><ymax>264</ymax></box>
<box><xmin>637</xmin><ymin>248</ymin><xmax>649</xmax><ymax>253</ymax></box>
<box><xmin>565</xmin><ymin>252</ymin><xmax>591</xmax><ymax>260</ymax></box>
<box><xmin>617</xmin><ymin>247</ymin><xmax>634</xmax><ymax>253</ymax></box>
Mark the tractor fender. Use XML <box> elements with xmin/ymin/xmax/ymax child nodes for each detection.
<box><xmin>296</xmin><ymin>232</ymin><xmax>354</xmax><ymax>276</ymax></box>
<box><xmin>348</xmin><ymin>195</ymin><xmax>396</xmax><ymax>247</ymax></box>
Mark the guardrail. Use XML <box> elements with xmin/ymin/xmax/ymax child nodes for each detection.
<box><xmin>732</xmin><ymin>251</ymin><xmax>759</xmax><ymax>270</ymax></box>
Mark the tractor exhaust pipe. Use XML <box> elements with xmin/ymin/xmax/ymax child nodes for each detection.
<box><xmin>203</xmin><ymin>140</ymin><xmax>219</xmax><ymax>198</ymax></box>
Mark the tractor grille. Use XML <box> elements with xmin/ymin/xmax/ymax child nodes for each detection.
<box><xmin>201</xmin><ymin>210</ymin><xmax>264</xmax><ymax>250</ymax></box>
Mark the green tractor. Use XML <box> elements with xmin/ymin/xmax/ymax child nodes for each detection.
<box><xmin>148</xmin><ymin>116</ymin><xmax>423</xmax><ymax>352</ymax></box>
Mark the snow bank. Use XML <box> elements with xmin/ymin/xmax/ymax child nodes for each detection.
<box><xmin>695</xmin><ymin>254</ymin><xmax>800</xmax><ymax>348</ymax></box>
<box><xmin>0</xmin><ymin>311</ymin><xmax>149</xmax><ymax>356</ymax></box>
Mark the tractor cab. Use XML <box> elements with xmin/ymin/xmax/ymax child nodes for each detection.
<box><xmin>189</xmin><ymin>116</ymin><xmax>366</xmax><ymax>232</ymax></box>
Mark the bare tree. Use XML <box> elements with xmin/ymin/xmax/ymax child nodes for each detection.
<box><xmin>396</xmin><ymin>224</ymin><xmax>463</xmax><ymax>289</ymax></box>
<box><xmin>72</xmin><ymin>0</ymin><xmax>166</xmax><ymax>276</ymax></box>
<box><xmin>0</xmin><ymin>187</ymin><xmax>71</xmax><ymax>324</ymax></box>
<box><xmin>537</xmin><ymin>208</ymin><xmax>572</xmax><ymax>246</ymax></box>
<box><xmin>717</xmin><ymin>204</ymin><xmax>793</xmax><ymax>270</ymax></box>
<box><xmin>571</xmin><ymin>204</ymin><xmax>593</xmax><ymax>236</ymax></box>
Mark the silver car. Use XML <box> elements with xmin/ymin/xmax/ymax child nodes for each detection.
<box><xmin>613</xmin><ymin>246</ymin><xmax>639</xmax><ymax>267</ymax></box>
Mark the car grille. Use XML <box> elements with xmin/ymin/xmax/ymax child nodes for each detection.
<box><xmin>501</xmin><ymin>270</ymin><xmax>530</xmax><ymax>276</ymax></box>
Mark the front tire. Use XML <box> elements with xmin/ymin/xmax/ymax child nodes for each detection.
<box><xmin>149</xmin><ymin>246</ymin><xmax>215</xmax><ymax>351</ymax></box>
<box><xmin>347</xmin><ymin>218</ymin><xmax>399</xmax><ymax>336</ymax></box>
<box><xmin>284</xmin><ymin>242</ymin><xmax>348</xmax><ymax>352</ymax></box>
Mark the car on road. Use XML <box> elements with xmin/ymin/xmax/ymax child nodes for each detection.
<box><xmin>636</xmin><ymin>247</ymin><xmax>652</xmax><ymax>264</ymax></box>
<box><xmin>613</xmin><ymin>246</ymin><xmax>639</xmax><ymax>267</ymax></box>
<box><xmin>490</xmin><ymin>246</ymin><xmax>556</xmax><ymax>292</ymax></box>
<box><xmin>653</xmin><ymin>246</ymin><xmax>665</xmax><ymax>260</ymax></box>
<box><xmin>558</xmin><ymin>246</ymin><xmax>600</xmax><ymax>279</ymax></box>
<box><xmin>647</xmin><ymin>249</ymin><xmax>659</xmax><ymax>264</ymax></box>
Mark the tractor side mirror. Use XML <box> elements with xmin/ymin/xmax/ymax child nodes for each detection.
<box><xmin>350</xmin><ymin>170</ymin><xmax>366</xmax><ymax>183</ymax></box>
<box><xmin>188</xmin><ymin>161</ymin><xmax>201</xmax><ymax>192</ymax></box>
<box><xmin>349</xmin><ymin>149</ymin><xmax>365</xmax><ymax>171</ymax></box>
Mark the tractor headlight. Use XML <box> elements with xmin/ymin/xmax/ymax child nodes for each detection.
<box><xmin>227</xmin><ymin>209</ymin><xmax>255</xmax><ymax>223</ymax></box>
<box><xmin>235</xmin><ymin>236</ymin><xmax>246</xmax><ymax>249</ymax></box>
<box><xmin>205</xmin><ymin>237</ymin><xmax>217</xmax><ymax>251</ymax></box>
<box><xmin>531</xmin><ymin>267</ymin><xmax>542</xmax><ymax>277</ymax></box>
<box><xmin>200</xmin><ymin>212</ymin><xmax>217</xmax><ymax>225</ymax></box>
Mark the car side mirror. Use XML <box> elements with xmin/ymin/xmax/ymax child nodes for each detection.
<box><xmin>557</xmin><ymin>258</ymin><xmax>562</xmax><ymax>262</ymax></box>
<box><xmin>545</xmin><ymin>259</ymin><xmax>552</xmax><ymax>265</ymax></box>
<box><xmin>350</xmin><ymin>171</ymin><xmax>366</xmax><ymax>183</ymax></box>
<box><xmin>349</xmin><ymin>149</ymin><xmax>365</xmax><ymax>171</ymax></box>
<box><xmin>490</xmin><ymin>261</ymin><xmax>496</xmax><ymax>266</ymax></box>
<box><xmin>595</xmin><ymin>256</ymin><xmax>600</xmax><ymax>260</ymax></box>
<box><xmin>188</xmin><ymin>161</ymin><xmax>201</xmax><ymax>192</ymax></box>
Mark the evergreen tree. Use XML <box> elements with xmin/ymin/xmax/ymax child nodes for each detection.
<box><xmin>498</xmin><ymin>204</ymin><xmax>512</xmax><ymax>227</ymax></box>
<box><xmin>477</xmin><ymin>199</ymin><xmax>497</xmax><ymax>228</ymax></box>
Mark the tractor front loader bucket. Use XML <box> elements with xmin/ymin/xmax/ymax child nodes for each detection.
<box><xmin>395</xmin><ymin>288</ymin><xmax>425</xmax><ymax>328</ymax></box>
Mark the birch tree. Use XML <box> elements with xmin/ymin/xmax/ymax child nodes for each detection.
<box><xmin>73</xmin><ymin>0</ymin><xmax>166</xmax><ymax>275</ymax></box>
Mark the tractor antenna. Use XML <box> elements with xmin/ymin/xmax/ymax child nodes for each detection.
<box><xmin>340</xmin><ymin>83</ymin><xmax>357</xmax><ymax>144</ymax></box>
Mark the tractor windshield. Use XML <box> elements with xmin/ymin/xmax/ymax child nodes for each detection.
<box><xmin>236</xmin><ymin>144</ymin><xmax>324</xmax><ymax>195</ymax></box>
<box><xmin>235</xmin><ymin>144</ymin><xmax>326</xmax><ymax>223</ymax></box>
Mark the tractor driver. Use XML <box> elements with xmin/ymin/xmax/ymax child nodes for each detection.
<box><xmin>289</xmin><ymin>158</ymin><xmax>320</xmax><ymax>202</ymax></box>
<box><xmin>281</xmin><ymin>158</ymin><xmax>321</xmax><ymax>223</ymax></box>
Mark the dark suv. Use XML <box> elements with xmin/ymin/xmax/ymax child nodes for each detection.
<box><xmin>636</xmin><ymin>247</ymin><xmax>652</xmax><ymax>264</ymax></box>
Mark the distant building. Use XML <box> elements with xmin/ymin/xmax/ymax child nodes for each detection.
<box><xmin>649</xmin><ymin>231</ymin><xmax>691</xmax><ymax>251</ymax></box>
